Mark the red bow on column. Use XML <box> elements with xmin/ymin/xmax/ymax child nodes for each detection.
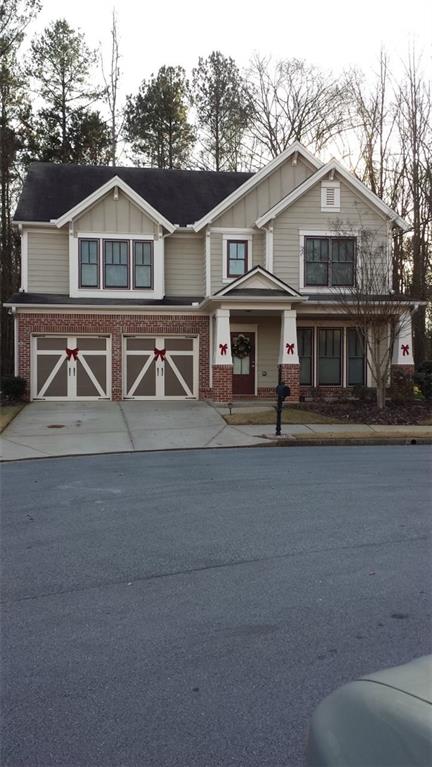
<box><xmin>286</xmin><ymin>343</ymin><xmax>295</xmax><ymax>354</ymax></box>
<box><xmin>65</xmin><ymin>347</ymin><xmax>79</xmax><ymax>361</ymax></box>
<box><xmin>401</xmin><ymin>344</ymin><xmax>409</xmax><ymax>356</ymax></box>
<box><xmin>219</xmin><ymin>343</ymin><xmax>228</xmax><ymax>355</ymax></box>
<box><xmin>154</xmin><ymin>347</ymin><xmax>166</xmax><ymax>361</ymax></box>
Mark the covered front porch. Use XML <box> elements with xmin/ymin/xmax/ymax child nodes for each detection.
<box><xmin>209</xmin><ymin>306</ymin><xmax>415</xmax><ymax>404</ymax></box>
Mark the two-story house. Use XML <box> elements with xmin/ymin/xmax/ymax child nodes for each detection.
<box><xmin>7</xmin><ymin>141</ymin><xmax>415</xmax><ymax>403</ymax></box>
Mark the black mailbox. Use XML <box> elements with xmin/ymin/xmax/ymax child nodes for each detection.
<box><xmin>276</xmin><ymin>383</ymin><xmax>290</xmax><ymax>400</ymax></box>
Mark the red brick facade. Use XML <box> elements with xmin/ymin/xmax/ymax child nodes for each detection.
<box><xmin>18</xmin><ymin>313</ymin><xmax>211</xmax><ymax>401</ymax></box>
<box><xmin>279</xmin><ymin>364</ymin><xmax>300</xmax><ymax>402</ymax></box>
<box><xmin>391</xmin><ymin>364</ymin><xmax>415</xmax><ymax>380</ymax></box>
<box><xmin>211</xmin><ymin>365</ymin><xmax>233</xmax><ymax>402</ymax></box>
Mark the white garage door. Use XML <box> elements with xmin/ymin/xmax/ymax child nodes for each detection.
<box><xmin>32</xmin><ymin>335</ymin><xmax>111</xmax><ymax>400</ymax></box>
<box><xmin>124</xmin><ymin>336</ymin><xmax>198</xmax><ymax>399</ymax></box>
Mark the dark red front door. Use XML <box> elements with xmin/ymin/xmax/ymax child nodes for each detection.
<box><xmin>231</xmin><ymin>332</ymin><xmax>255</xmax><ymax>395</ymax></box>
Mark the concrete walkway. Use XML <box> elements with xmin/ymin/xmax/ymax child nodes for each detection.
<box><xmin>1</xmin><ymin>401</ymin><xmax>431</xmax><ymax>461</ymax></box>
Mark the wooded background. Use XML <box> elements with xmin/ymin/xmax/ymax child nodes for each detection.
<box><xmin>1</xmin><ymin>1</ymin><xmax>430</xmax><ymax>375</ymax></box>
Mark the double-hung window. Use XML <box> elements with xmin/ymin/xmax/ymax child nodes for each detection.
<box><xmin>298</xmin><ymin>328</ymin><xmax>313</xmax><ymax>385</ymax></box>
<box><xmin>318</xmin><ymin>329</ymin><xmax>342</xmax><ymax>385</ymax></box>
<box><xmin>133</xmin><ymin>241</ymin><xmax>153</xmax><ymax>288</ymax></box>
<box><xmin>347</xmin><ymin>328</ymin><xmax>365</xmax><ymax>385</ymax></box>
<box><xmin>305</xmin><ymin>237</ymin><xmax>355</xmax><ymax>287</ymax></box>
<box><xmin>79</xmin><ymin>239</ymin><xmax>99</xmax><ymax>288</ymax></box>
<box><xmin>227</xmin><ymin>240</ymin><xmax>248</xmax><ymax>277</ymax></box>
<box><xmin>104</xmin><ymin>240</ymin><xmax>129</xmax><ymax>288</ymax></box>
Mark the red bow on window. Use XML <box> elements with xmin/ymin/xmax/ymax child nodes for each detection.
<box><xmin>65</xmin><ymin>347</ymin><xmax>79</xmax><ymax>361</ymax></box>
<box><xmin>154</xmin><ymin>347</ymin><xmax>166</xmax><ymax>361</ymax></box>
<box><xmin>401</xmin><ymin>344</ymin><xmax>410</xmax><ymax>356</ymax></box>
<box><xmin>219</xmin><ymin>343</ymin><xmax>228</xmax><ymax>355</ymax></box>
<box><xmin>286</xmin><ymin>343</ymin><xmax>295</xmax><ymax>355</ymax></box>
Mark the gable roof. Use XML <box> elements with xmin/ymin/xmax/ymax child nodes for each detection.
<box><xmin>14</xmin><ymin>163</ymin><xmax>252</xmax><ymax>227</ymax></box>
<box><xmin>256</xmin><ymin>159</ymin><xmax>410</xmax><ymax>231</ymax></box>
<box><xmin>192</xmin><ymin>142</ymin><xmax>323</xmax><ymax>231</ymax></box>
<box><xmin>53</xmin><ymin>176</ymin><xmax>176</xmax><ymax>231</ymax></box>
<box><xmin>212</xmin><ymin>265</ymin><xmax>304</xmax><ymax>299</ymax></box>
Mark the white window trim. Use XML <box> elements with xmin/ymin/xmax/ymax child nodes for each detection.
<box><xmin>320</xmin><ymin>180</ymin><xmax>340</xmax><ymax>212</ymax></box>
<box><xmin>70</xmin><ymin>231</ymin><xmax>162</xmax><ymax>299</ymax></box>
<box><xmin>222</xmin><ymin>233</ymin><xmax>252</xmax><ymax>283</ymax></box>
<box><xmin>299</xmin><ymin>229</ymin><xmax>358</xmax><ymax>293</ymax></box>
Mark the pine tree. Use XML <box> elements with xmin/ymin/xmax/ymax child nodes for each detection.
<box><xmin>192</xmin><ymin>51</ymin><xmax>252</xmax><ymax>171</ymax></box>
<box><xmin>124</xmin><ymin>65</ymin><xmax>195</xmax><ymax>169</ymax></box>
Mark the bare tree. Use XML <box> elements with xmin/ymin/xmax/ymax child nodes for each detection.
<box><xmin>330</xmin><ymin>224</ymin><xmax>413</xmax><ymax>408</ymax></box>
<box><xmin>396</xmin><ymin>49</ymin><xmax>431</xmax><ymax>363</ymax></box>
<box><xmin>101</xmin><ymin>9</ymin><xmax>122</xmax><ymax>166</ymax></box>
<box><xmin>246</xmin><ymin>55</ymin><xmax>348</xmax><ymax>159</ymax></box>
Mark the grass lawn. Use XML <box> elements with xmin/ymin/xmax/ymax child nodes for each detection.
<box><xmin>0</xmin><ymin>403</ymin><xmax>25</xmax><ymax>433</ymax></box>
<box><xmin>224</xmin><ymin>407</ymin><xmax>343</xmax><ymax>426</ymax></box>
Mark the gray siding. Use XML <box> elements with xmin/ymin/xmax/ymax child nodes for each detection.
<box><xmin>212</xmin><ymin>157</ymin><xmax>314</xmax><ymax>228</ymax></box>
<box><xmin>75</xmin><ymin>189</ymin><xmax>158</xmax><ymax>234</ymax></box>
<box><xmin>165</xmin><ymin>236</ymin><xmax>204</xmax><ymax>296</ymax></box>
<box><xmin>272</xmin><ymin>175</ymin><xmax>389</xmax><ymax>290</ymax></box>
<box><xmin>27</xmin><ymin>230</ymin><xmax>69</xmax><ymax>293</ymax></box>
<box><xmin>252</xmin><ymin>232</ymin><xmax>265</xmax><ymax>267</ymax></box>
<box><xmin>210</xmin><ymin>232</ymin><xmax>224</xmax><ymax>294</ymax></box>
<box><xmin>257</xmin><ymin>317</ymin><xmax>280</xmax><ymax>385</ymax></box>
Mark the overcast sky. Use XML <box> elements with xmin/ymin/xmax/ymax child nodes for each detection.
<box><xmin>27</xmin><ymin>0</ymin><xmax>431</xmax><ymax>98</ymax></box>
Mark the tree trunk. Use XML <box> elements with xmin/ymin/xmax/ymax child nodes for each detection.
<box><xmin>376</xmin><ymin>381</ymin><xmax>386</xmax><ymax>409</ymax></box>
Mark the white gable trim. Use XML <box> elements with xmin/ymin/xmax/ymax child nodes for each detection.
<box><xmin>214</xmin><ymin>265</ymin><xmax>303</xmax><ymax>298</ymax></box>
<box><xmin>255</xmin><ymin>160</ymin><xmax>410</xmax><ymax>231</ymax></box>
<box><xmin>52</xmin><ymin>176</ymin><xmax>176</xmax><ymax>232</ymax></box>
<box><xmin>192</xmin><ymin>142</ymin><xmax>323</xmax><ymax>232</ymax></box>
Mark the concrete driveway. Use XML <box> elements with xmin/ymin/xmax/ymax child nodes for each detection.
<box><xmin>0</xmin><ymin>401</ymin><xmax>267</xmax><ymax>460</ymax></box>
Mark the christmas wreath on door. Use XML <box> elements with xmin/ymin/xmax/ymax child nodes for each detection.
<box><xmin>232</xmin><ymin>334</ymin><xmax>252</xmax><ymax>359</ymax></box>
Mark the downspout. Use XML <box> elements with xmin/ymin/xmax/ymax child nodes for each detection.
<box><xmin>12</xmin><ymin>307</ymin><xmax>18</xmax><ymax>376</ymax></box>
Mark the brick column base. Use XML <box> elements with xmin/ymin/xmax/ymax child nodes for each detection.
<box><xmin>212</xmin><ymin>365</ymin><xmax>233</xmax><ymax>402</ymax></box>
<box><xmin>391</xmin><ymin>364</ymin><xmax>415</xmax><ymax>381</ymax></box>
<box><xmin>279</xmin><ymin>364</ymin><xmax>300</xmax><ymax>402</ymax></box>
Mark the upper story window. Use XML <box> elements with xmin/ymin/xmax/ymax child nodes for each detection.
<box><xmin>104</xmin><ymin>240</ymin><xmax>129</xmax><ymax>288</ymax></box>
<box><xmin>227</xmin><ymin>240</ymin><xmax>248</xmax><ymax>278</ymax></box>
<box><xmin>78</xmin><ymin>237</ymin><xmax>153</xmax><ymax>291</ymax></box>
<box><xmin>133</xmin><ymin>241</ymin><xmax>153</xmax><ymax>288</ymax></box>
<box><xmin>79</xmin><ymin>239</ymin><xmax>99</xmax><ymax>288</ymax></box>
<box><xmin>305</xmin><ymin>236</ymin><xmax>355</xmax><ymax>287</ymax></box>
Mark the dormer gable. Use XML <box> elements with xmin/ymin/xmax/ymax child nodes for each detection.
<box><xmin>212</xmin><ymin>265</ymin><xmax>304</xmax><ymax>300</ymax></box>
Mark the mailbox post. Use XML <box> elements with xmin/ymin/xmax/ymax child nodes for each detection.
<box><xmin>275</xmin><ymin>383</ymin><xmax>290</xmax><ymax>436</ymax></box>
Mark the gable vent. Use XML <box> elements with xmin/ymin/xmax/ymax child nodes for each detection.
<box><xmin>321</xmin><ymin>181</ymin><xmax>340</xmax><ymax>211</ymax></box>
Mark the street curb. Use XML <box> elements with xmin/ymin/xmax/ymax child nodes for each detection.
<box><xmin>1</xmin><ymin>438</ymin><xmax>431</xmax><ymax>463</ymax></box>
<box><xmin>259</xmin><ymin>437</ymin><xmax>432</xmax><ymax>447</ymax></box>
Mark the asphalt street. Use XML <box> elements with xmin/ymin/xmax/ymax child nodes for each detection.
<box><xmin>1</xmin><ymin>445</ymin><xmax>431</xmax><ymax>767</ymax></box>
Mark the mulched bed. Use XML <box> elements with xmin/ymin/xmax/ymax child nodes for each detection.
<box><xmin>296</xmin><ymin>400</ymin><xmax>432</xmax><ymax>425</ymax></box>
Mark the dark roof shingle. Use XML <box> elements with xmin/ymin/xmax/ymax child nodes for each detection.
<box><xmin>14</xmin><ymin>163</ymin><xmax>253</xmax><ymax>226</ymax></box>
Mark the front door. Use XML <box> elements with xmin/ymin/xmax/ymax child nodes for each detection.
<box><xmin>231</xmin><ymin>331</ymin><xmax>256</xmax><ymax>395</ymax></box>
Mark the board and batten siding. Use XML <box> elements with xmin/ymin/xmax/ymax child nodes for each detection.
<box><xmin>164</xmin><ymin>236</ymin><xmax>205</xmax><ymax>296</ymax></box>
<box><xmin>27</xmin><ymin>230</ymin><xmax>69</xmax><ymax>293</ymax></box>
<box><xmin>211</xmin><ymin>158</ymin><xmax>314</xmax><ymax>229</ymax></box>
<box><xmin>272</xmin><ymin>176</ymin><xmax>389</xmax><ymax>290</ymax></box>
<box><xmin>74</xmin><ymin>189</ymin><xmax>158</xmax><ymax>235</ymax></box>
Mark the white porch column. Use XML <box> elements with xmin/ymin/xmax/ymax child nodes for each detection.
<box><xmin>392</xmin><ymin>311</ymin><xmax>414</xmax><ymax>365</ymax></box>
<box><xmin>213</xmin><ymin>308</ymin><xmax>232</xmax><ymax>364</ymax></box>
<box><xmin>278</xmin><ymin>309</ymin><xmax>299</xmax><ymax>364</ymax></box>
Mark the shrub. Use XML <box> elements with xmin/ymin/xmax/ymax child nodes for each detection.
<box><xmin>1</xmin><ymin>376</ymin><xmax>27</xmax><ymax>401</ymax></box>
<box><xmin>389</xmin><ymin>369</ymin><xmax>414</xmax><ymax>403</ymax></box>
<box><xmin>414</xmin><ymin>361</ymin><xmax>432</xmax><ymax>400</ymax></box>
<box><xmin>352</xmin><ymin>384</ymin><xmax>375</xmax><ymax>402</ymax></box>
